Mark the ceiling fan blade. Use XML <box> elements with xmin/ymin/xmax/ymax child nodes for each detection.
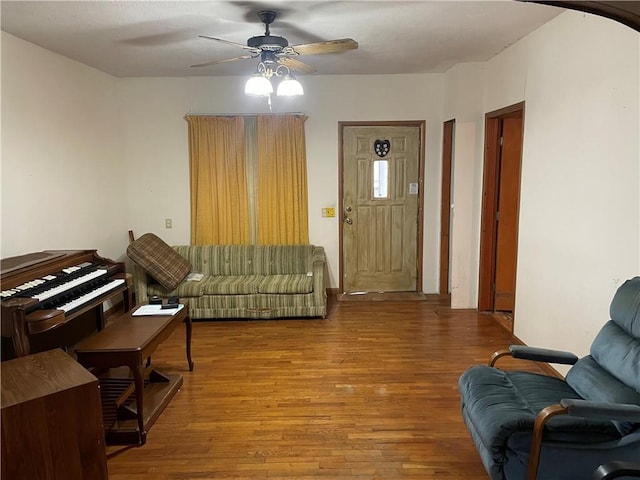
<box><xmin>290</xmin><ymin>38</ymin><xmax>358</xmax><ymax>55</ymax></box>
<box><xmin>190</xmin><ymin>54</ymin><xmax>257</xmax><ymax>68</ymax></box>
<box><xmin>198</xmin><ymin>35</ymin><xmax>257</xmax><ymax>52</ymax></box>
<box><xmin>279</xmin><ymin>57</ymin><xmax>316</xmax><ymax>74</ymax></box>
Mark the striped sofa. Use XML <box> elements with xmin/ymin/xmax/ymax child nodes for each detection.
<box><xmin>128</xmin><ymin>240</ymin><xmax>327</xmax><ymax>320</ymax></box>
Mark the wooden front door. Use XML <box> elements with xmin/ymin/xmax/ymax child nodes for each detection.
<box><xmin>340</xmin><ymin>123</ymin><xmax>423</xmax><ymax>293</ymax></box>
<box><xmin>479</xmin><ymin>103</ymin><xmax>524</xmax><ymax>313</ymax></box>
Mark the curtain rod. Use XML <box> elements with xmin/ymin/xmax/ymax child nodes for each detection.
<box><xmin>184</xmin><ymin>112</ymin><xmax>306</xmax><ymax>117</ymax></box>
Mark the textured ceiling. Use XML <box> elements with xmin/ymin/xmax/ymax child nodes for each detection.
<box><xmin>1</xmin><ymin>1</ymin><xmax>565</xmax><ymax>78</ymax></box>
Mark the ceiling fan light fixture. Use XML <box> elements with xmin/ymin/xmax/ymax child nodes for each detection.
<box><xmin>194</xmin><ymin>10</ymin><xmax>357</xmax><ymax>101</ymax></box>
<box><xmin>245</xmin><ymin>73</ymin><xmax>273</xmax><ymax>96</ymax></box>
<box><xmin>276</xmin><ymin>75</ymin><xmax>304</xmax><ymax>96</ymax></box>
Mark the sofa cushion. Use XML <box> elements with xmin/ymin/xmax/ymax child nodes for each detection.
<box><xmin>255</xmin><ymin>245</ymin><xmax>315</xmax><ymax>275</ymax></box>
<box><xmin>127</xmin><ymin>233</ymin><xmax>191</xmax><ymax>291</ymax></box>
<box><xmin>201</xmin><ymin>275</ymin><xmax>261</xmax><ymax>295</ymax></box>
<box><xmin>257</xmin><ymin>274</ymin><xmax>314</xmax><ymax>294</ymax></box>
<box><xmin>147</xmin><ymin>275</ymin><xmax>209</xmax><ymax>298</ymax></box>
<box><xmin>175</xmin><ymin>245</ymin><xmax>258</xmax><ymax>276</ymax></box>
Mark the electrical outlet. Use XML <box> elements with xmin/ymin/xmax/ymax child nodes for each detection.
<box><xmin>165</xmin><ymin>218</ymin><xmax>172</xmax><ymax>229</ymax></box>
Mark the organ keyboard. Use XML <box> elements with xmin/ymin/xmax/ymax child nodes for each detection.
<box><xmin>1</xmin><ymin>250</ymin><xmax>131</xmax><ymax>359</ymax></box>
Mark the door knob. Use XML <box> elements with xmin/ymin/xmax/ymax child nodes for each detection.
<box><xmin>344</xmin><ymin>217</ymin><xmax>353</xmax><ymax>225</ymax></box>
<box><xmin>345</xmin><ymin>206</ymin><xmax>352</xmax><ymax>213</ymax></box>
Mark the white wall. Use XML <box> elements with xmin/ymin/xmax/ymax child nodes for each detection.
<box><xmin>442</xmin><ymin>12</ymin><xmax>640</xmax><ymax>369</ymax></box>
<box><xmin>449</xmin><ymin>121</ymin><xmax>481</xmax><ymax>308</ymax></box>
<box><xmin>1</xmin><ymin>32</ymin><xmax>127</xmax><ymax>261</ymax></box>
<box><xmin>514</xmin><ymin>13</ymin><xmax>639</xmax><ymax>366</ymax></box>
<box><xmin>117</xmin><ymin>74</ymin><xmax>445</xmax><ymax>290</ymax></box>
<box><xmin>443</xmin><ymin>63</ymin><xmax>487</xmax><ymax>308</ymax></box>
<box><xmin>1</xmin><ymin>10</ymin><xmax>638</xmax><ymax>366</ymax></box>
<box><xmin>0</xmin><ymin>33</ymin><xmax>446</xmax><ymax>290</ymax></box>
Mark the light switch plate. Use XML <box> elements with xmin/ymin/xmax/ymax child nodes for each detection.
<box><xmin>322</xmin><ymin>207</ymin><xmax>335</xmax><ymax>218</ymax></box>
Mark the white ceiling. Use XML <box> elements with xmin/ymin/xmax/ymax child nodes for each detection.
<box><xmin>1</xmin><ymin>1</ymin><xmax>564</xmax><ymax>78</ymax></box>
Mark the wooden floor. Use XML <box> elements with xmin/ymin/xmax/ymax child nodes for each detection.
<box><xmin>106</xmin><ymin>296</ymin><xmax>541</xmax><ymax>480</ymax></box>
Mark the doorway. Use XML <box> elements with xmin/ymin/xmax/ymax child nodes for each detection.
<box><xmin>478</xmin><ymin>103</ymin><xmax>525</xmax><ymax>315</ymax></box>
<box><xmin>439</xmin><ymin>119</ymin><xmax>455</xmax><ymax>295</ymax></box>
<box><xmin>339</xmin><ymin>122</ymin><xmax>425</xmax><ymax>293</ymax></box>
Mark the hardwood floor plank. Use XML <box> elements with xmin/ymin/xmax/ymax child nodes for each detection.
<box><xmin>106</xmin><ymin>298</ymin><xmax>543</xmax><ymax>479</ymax></box>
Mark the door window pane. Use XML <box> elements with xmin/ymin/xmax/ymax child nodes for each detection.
<box><xmin>373</xmin><ymin>160</ymin><xmax>389</xmax><ymax>199</ymax></box>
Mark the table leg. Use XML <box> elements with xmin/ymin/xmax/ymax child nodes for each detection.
<box><xmin>132</xmin><ymin>363</ymin><xmax>147</xmax><ymax>445</ymax></box>
<box><xmin>185</xmin><ymin>315</ymin><xmax>194</xmax><ymax>371</ymax></box>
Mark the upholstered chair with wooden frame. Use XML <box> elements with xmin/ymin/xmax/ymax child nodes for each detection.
<box><xmin>458</xmin><ymin>277</ymin><xmax>640</xmax><ymax>480</ymax></box>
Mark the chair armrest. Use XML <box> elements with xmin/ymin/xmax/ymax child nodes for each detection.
<box><xmin>489</xmin><ymin>345</ymin><xmax>578</xmax><ymax>366</ymax></box>
<box><xmin>526</xmin><ymin>401</ymin><xmax>640</xmax><ymax>480</ymax></box>
<box><xmin>510</xmin><ymin>345</ymin><xmax>579</xmax><ymax>364</ymax></box>
<box><xmin>560</xmin><ymin>399</ymin><xmax>640</xmax><ymax>423</ymax></box>
<box><xmin>593</xmin><ymin>461</ymin><xmax>640</xmax><ymax>480</ymax></box>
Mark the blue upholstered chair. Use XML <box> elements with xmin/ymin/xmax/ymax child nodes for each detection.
<box><xmin>458</xmin><ymin>277</ymin><xmax>640</xmax><ymax>480</ymax></box>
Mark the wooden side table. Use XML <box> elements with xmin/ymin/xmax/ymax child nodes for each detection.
<box><xmin>75</xmin><ymin>302</ymin><xmax>193</xmax><ymax>445</ymax></box>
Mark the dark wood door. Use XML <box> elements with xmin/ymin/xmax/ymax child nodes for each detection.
<box><xmin>493</xmin><ymin>114</ymin><xmax>523</xmax><ymax>311</ymax></box>
<box><xmin>478</xmin><ymin>103</ymin><xmax>524</xmax><ymax>314</ymax></box>
<box><xmin>439</xmin><ymin>120</ymin><xmax>454</xmax><ymax>295</ymax></box>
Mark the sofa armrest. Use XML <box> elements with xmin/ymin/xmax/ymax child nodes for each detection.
<box><xmin>131</xmin><ymin>261</ymin><xmax>151</xmax><ymax>304</ymax></box>
<box><xmin>311</xmin><ymin>245</ymin><xmax>327</xmax><ymax>302</ymax></box>
<box><xmin>311</xmin><ymin>245</ymin><xmax>326</xmax><ymax>266</ymax></box>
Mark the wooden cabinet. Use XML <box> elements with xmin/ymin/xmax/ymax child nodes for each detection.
<box><xmin>1</xmin><ymin>349</ymin><xmax>108</xmax><ymax>480</ymax></box>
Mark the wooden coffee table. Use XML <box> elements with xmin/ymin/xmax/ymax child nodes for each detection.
<box><xmin>75</xmin><ymin>302</ymin><xmax>193</xmax><ymax>445</ymax></box>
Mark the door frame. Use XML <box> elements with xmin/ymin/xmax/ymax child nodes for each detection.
<box><xmin>478</xmin><ymin>102</ymin><xmax>525</xmax><ymax>311</ymax></box>
<box><xmin>338</xmin><ymin>121</ymin><xmax>426</xmax><ymax>294</ymax></box>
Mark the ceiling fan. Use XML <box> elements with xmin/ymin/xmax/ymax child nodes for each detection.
<box><xmin>190</xmin><ymin>9</ymin><xmax>358</xmax><ymax>74</ymax></box>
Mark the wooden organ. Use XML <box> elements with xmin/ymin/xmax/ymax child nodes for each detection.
<box><xmin>1</xmin><ymin>249</ymin><xmax>188</xmax><ymax>447</ymax></box>
<box><xmin>1</xmin><ymin>249</ymin><xmax>131</xmax><ymax>360</ymax></box>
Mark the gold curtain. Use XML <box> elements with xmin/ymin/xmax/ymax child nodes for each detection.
<box><xmin>186</xmin><ymin>115</ymin><xmax>249</xmax><ymax>245</ymax></box>
<box><xmin>256</xmin><ymin>115</ymin><xmax>309</xmax><ymax>245</ymax></box>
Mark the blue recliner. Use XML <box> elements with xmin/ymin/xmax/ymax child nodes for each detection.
<box><xmin>458</xmin><ymin>277</ymin><xmax>640</xmax><ymax>480</ymax></box>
